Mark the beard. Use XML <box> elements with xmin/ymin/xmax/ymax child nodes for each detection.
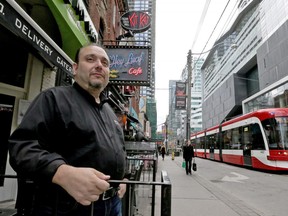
<box><xmin>89</xmin><ymin>81</ymin><xmax>102</xmax><ymax>89</ymax></box>
<box><xmin>88</xmin><ymin>77</ymin><xmax>109</xmax><ymax>91</ymax></box>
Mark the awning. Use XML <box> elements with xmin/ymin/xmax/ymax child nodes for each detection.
<box><xmin>127</xmin><ymin>114</ymin><xmax>140</xmax><ymax>125</ymax></box>
<box><xmin>46</xmin><ymin>0</ymin><xmax>98</xmax><ymax>58</ymax></box>
<box><xmin>46</xmin><ymin>0</ymin><xmax>90</xmax><ymax>57</ymax></box>
<box><xmin>0</xmin><ymin>0</ymin><xmax>73</xmax><ymax>75</ymax></box>
<box><xmin>129</xmin><ymin>107</ymin><xmax>139</xmax><ymax>121</ymax></box>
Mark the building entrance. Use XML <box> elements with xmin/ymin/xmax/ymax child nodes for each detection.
<box><xmin>0</xmin><ymin>94</ymin><xmax>15</xmax><ymax>186</ymax></box>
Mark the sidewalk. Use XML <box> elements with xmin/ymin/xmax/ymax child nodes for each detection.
<box><xmin>155</xmin><ymin>155</ymin><xmax>255</xmax><ymax>216</ymax></box>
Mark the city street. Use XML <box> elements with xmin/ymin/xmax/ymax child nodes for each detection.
<box><xmin>155</xmin><ymin>154</ymin><xmax>288</xmax><ymax>216</ymax></box>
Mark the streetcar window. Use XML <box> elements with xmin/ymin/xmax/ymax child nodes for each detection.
<box><xmin>243</xmin><ymin>126</ymin><xmax>252</xmax><ymax>150</ymax></box>
<box><xmin>222</xmin><ymin>130</ymin><xmax>232</xmax><ymax>149</ymax></box>
<box><xmin>275</xmin><ymin>117</ymin><xmax>288</xmax><ymax>149</ymax></box>
<box><xmin>231</xmin><ymin>127</ymin><xmax>242</xmax><ymax>149</ymax></box>
<box><xmin>250</xmin><ymin>124</ymin><xmax>265</xmax><ymax>150</ymax></box>
<box><xmin>262</xmin><ymin>118</ymin><xmax>288</xmax><ymax>150</ymax></box>
<box><xmin>200</xmin><ymin>136</ymin><xmax>205</xmax><ymax>149</ymax></box>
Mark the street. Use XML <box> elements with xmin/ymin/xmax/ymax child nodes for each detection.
<box><xmin>187</xmin><ymin>157</ymin><xmax>288</xmax><ymax>216</ymax></box>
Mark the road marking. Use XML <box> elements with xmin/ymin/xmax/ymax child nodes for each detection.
<box><xmin>221</xmin><ymin>172</ymin><xmax>249</xmax><ymax>183</ymax></box>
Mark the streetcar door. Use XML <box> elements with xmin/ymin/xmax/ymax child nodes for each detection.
<box><xmin>207</xmin><ymin>134</ymin><xmax>215</xmax><ymax>160</ymax></box>
<box><xmin>243</xmin><ymin>126</ymin><xmax>252</xmax><ymax>166</ymax></box>
<box><xmin>243</xmin><ymin>149</ymin><xmax>252</xmax><ymax>166</ymax></box>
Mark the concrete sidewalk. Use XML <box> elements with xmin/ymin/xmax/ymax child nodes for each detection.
<box><xmin>155</xmin><ymin>155</ymin><xmax>258</xmax><ymax>216</ymax></box>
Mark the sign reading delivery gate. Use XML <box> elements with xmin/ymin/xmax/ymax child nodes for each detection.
<box><xmin>0</xmin><ymin>1</ymin><xmax>73</xmax><ymax>75</ymax></box>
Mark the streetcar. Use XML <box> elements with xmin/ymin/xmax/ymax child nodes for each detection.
<box><xmin>191</xmin><ymin>108</ymin><xmax>288</xmax><ymax>171</ymax></box>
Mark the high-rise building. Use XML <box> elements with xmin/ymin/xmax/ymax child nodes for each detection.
<box><xmin>191</xmin><ymin>57</ymin><xmax>204</xmax><ymax>133</ymax></box>
<box><xmin>126</xmin><ymin>0</ymin><xmax>157</xmax><ymax>138</ymax></box>
<box><xmin>168</xmin><ymin>80</ymin><xmax>183</xmax><ymax>147</ymax></box>
<box><xmin>201</xmin><ymin>0</ymin><xmax>288</xmax><ymax>129</ymax></box>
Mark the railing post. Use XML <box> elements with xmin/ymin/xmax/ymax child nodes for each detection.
<box><xmin>161</xmin><ymin>170</ymin><xmax>171</xmax><ymax>216</ymax></box>
<box><xmin>151</xmin><ymin>158</ymin><xmax>157</xmax><ymax>216</ymax></box>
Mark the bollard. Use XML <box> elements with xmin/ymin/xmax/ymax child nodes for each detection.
<box><xmin>171</xmin><ymin>151</ymin><xmax>174</xmax><ymax>160</ymax></box>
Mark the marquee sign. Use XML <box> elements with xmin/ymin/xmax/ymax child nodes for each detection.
<box><xmin>105</xmin><ymin>45</ymin><xmax>151</xmax><ymax>86</ymax></box>
<box><xmin>120</xmin><ymin>11</ymin><xmax>151</xmax><ymax>33</ymax></box>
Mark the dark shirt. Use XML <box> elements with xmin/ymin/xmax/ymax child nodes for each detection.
<box><xmin>9</xmin><ymin>82</ymin><xmax>127</xmax><ymax>182</ymax></box>
<box><xmin>183</xmin><ymin>145</ymin><xmax>194</xmax><ymax>161</ymax></box>
<box><xmin>161</xmin><ymin>147</ymin><xmax>166</xmax><ymax>154</ymax></box>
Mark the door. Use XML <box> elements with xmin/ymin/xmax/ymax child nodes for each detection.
<box><xmin>242</xmin><ymin>125</ymin><xmax>252</xmax><ymax>166</ymax></box>
<box><xmin>0</xmin><ymin>94</ymin><xmax>15</xmax><ymax>186</ymax></box>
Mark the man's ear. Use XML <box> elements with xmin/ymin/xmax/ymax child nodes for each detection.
<box><xmin>72</xmin><ymin>63</ymin><xmax>78</xmax><ymax>76</ymax></box>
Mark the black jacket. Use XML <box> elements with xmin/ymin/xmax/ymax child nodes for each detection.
<box><xmin>9</xmin><ymin>82</ymin><xmax>127</xmax><ymax>182</ymax></box>
<box><xmin>183</xmin><ymin>145</ymin><xmax>194</xmax><ymax>161</ymax></box>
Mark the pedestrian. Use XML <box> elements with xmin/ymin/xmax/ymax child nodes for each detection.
<box><xmin>160</xmin><ymin>145</ymin><xmax>166</xmax><ymax>160</ymax></box>
<box><xmin>183</xmin><ymin>141</ymin><xmax>195</xmax><ymax>175</ymax></box>
<box><xmin>8</xmin><ymin>43</ymin><xmax>128</xmax><ymax>216</ymax></box>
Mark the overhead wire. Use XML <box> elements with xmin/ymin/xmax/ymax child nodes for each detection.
<box><xmin>191</xmin><ymin>0</ymin><xmax>211</xmax><ymax>51</ymax></box>
<box><xmin>187</xmin><ymin>0</ymin><xmax>234</xmax><ymax>85</ymax></box>
<box><xmin>216</xmin><ymin>0</ymin><xmax>239</xmax><ymax>40</ymax></box>
<box><xmin>197</xmin><ymin>0</ymin><xmax>232</xmax><ymax>55</ymax></box>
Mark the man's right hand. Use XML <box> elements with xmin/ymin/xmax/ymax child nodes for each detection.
<box><xmin>52</xmin><ymin>164</ymin><xmax>110</xmax><ymax>205</ymax></box>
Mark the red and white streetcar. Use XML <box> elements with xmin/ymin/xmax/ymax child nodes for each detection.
<box><xmin>191</xmin><ymin>108</ymin><xmax>288</xmax><ymax>171</ymax></box>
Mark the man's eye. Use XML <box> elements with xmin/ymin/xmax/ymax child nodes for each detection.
<box><xmin>87</xmin><ymin>57</ymin><xmax>94</xmax><ymax>62</ymax></box>
<box><xmin>102</xmin><ymin>61</ymin><xmax>109</xmax><ymax>67</ymax></box>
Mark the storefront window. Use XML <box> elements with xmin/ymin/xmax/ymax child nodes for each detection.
<box><xmin>244</xmin><ymin>82</ymin><xmax>288</xmax><ymax>112</ymax></box>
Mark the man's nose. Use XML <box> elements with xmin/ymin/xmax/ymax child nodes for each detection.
<box><xmin>94</xmin><ymin>59</ymin><xmax>103</xmax><ymax>67</ymax></box>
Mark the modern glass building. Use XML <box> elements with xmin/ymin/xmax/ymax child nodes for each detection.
<box><xmin>191</xmin><ymin>57</ymin><xmax>204</xmax><ymax>133</ymax></box>
<box><xmin>201</xmin><ymin>0</ymin><xmax>288</xmax><ymax>129</ymax></box>
<box><xmin>168</xmin><ymin>80</ymin><xmax>183</xmax><ymax>146</ymax></box>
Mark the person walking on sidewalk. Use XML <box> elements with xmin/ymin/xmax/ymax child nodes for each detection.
<box><xmin>9</xmin><ymin>43</ymin><xmax>128</xmax><ymax>216</ymax></box>
<box><xmin>183</xmin><ymin>141</ymin><xmax>195</xmax><ymax>175</ymax></box>
<box><xmin>160</xmin><ymin>145</ymin><xmax>166</xmax><ymax>160</ymax></box>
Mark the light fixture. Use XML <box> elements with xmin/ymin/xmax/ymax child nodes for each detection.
<box><xmin>116</xmin><ymin>30</ymin><xmax>134</xmax><ymax>41</ymax></box>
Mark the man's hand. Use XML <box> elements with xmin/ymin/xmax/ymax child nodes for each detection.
<box><xmin>52</xmin><ymin>164</ymin><xmax>110</xmax><ymax>205</ymax></box>
<box><xmin>117</xmin><ymin>178</ymin><xmax>128</xmax><ymax>198</ymax></box>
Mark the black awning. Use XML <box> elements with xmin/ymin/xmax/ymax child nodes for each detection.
<box><xmin>127</xmin><ymin>114</ymin><xmax>140</xmax><ymax>123</ymax></box>
<box><xmin>0</xmin><ymin>1</ymin><xmax>73</xmax><ymax>75</ymax></box>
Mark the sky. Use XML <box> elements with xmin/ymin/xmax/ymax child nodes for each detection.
<box><xmin>155</xmin><ymin>0</ymin><xmax>239</xmax><ymax>129</ymax></box>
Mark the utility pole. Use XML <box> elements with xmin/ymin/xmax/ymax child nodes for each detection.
<box><xmin>165</xmin><ymin>120</ymin><xmax>168</xmax><ymax>155</ymax></box>
<box><xmin>186</xmin><ymin>50</ymin><xmax>192</xmax><ymax>143</ymax></box>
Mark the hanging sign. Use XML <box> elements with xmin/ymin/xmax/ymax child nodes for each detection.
<box><xmin>175</xmin><ymin>82</ymin><xmax>187</xmax><ymax>110</ymax></box>
<box><xmin>120</xmin><ymin>10</ymin><xmax>151</xmax><ymax>33</ymax></box>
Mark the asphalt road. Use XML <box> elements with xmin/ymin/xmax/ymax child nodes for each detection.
<box><xmin>194</xmin><ymin>157</ymin><xmax>288</xmax><ymax>216</ymax></box>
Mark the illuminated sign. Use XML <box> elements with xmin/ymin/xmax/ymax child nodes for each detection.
<box><xmin>105</xmin><ymin>45</ymin><xmax>151</xmax><ymax>86</ymax></box>
<box><xmin>120</xmin><ymin>11</ymin><xmax>151</xmax><ymax>33</ymax></box>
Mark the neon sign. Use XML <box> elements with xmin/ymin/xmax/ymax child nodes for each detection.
<box><xmin>121</xmin><ymin>11</ymin><xmax>151</xmax><ymax>33</ymax></box>
<box><xmin>105</xmin><ymin>46</ymin><xmax>151</xmax><ymax>86</ymax></box>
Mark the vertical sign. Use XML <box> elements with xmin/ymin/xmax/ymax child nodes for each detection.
<box><xmin>175</xmin><ymin>82</ymin><xmax>186</xmax><ymax>110</ymax></box>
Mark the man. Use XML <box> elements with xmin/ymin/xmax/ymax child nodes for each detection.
<box><xmin>9</xmin><ymin>44</ymin><xmax>127</xmax><ymax>215</ymax></box>
<box><xmin>160</xmin><ymin>145</ymin><xmax>166</xmax><ymax>160</ymax></box>
<box><xmin>183</xmin><ymin>141</ymin><xmax>194</xmax><ymax>175</ymax></box>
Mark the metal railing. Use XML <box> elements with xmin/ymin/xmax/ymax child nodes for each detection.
<box><xmin>109</xmin><ymin>170</ymin><xmax>171</xmax><ymax>216</ymax></box>
<box><xmin>1</xmin><ymin>170</ymin><xmax>172</xmax><ymax>216</ymax></box>
<box><xmin>1</xmin><ymin>141</ymin><xmax>172</xmax><ymax>216</ymax></box>
<box><xmin>122</xmin><ymin>141</ymin><xmax>172</xmax><ymax>215</ymax></box>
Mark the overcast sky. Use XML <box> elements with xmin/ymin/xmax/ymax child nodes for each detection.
<box><xmin>155</xmin><ymin>0</ymin><xmax>239</xmax><ymax>129</ymax></box>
